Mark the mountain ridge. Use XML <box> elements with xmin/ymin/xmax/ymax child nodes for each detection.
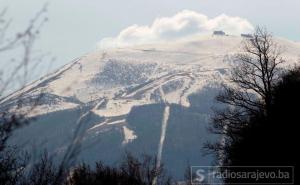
<box><xmin>4</xmin><ymin>35</ymin><xmax>300</xmax><ymax>179</ymax></box>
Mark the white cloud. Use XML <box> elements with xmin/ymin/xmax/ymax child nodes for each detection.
<box><xmin>98</xmin><ymin>10</ymin><xmax>254</xmax><ymax>48</ymax></box>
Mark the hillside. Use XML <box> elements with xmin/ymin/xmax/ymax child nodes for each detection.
<box><xmin>3</xmin><ymin>35</ymin><xmax>300</xmax><ymax>179</ymax></box>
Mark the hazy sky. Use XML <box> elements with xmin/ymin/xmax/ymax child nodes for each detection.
<box><xmin>1</xmin><ymin>0</ymin><xmax>299</xmax><ymax>71</ymax></box>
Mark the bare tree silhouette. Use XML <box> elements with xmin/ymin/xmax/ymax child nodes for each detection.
<box><xmin>210</xmin><ymin>27</ymin><xmax>285</xmax><ymax>137</ymax></box>
<box><xmin>205</xmin><ymin>27</ymin><xmax>297</xmax><ymax>184</ymax></box>
<box><xmin>207</xmin><ymin>27</ymin><xmax>286</xmax><ymax>164</ymax></box>
<box><xmin>0</xmin><ymin>5</ymin><xmax>54</xmax><ymax>185</ymax></box>
<box><xmin>66</xmin><ymin>154</ymin><xmax>171</xmax><ymax>185</ymax></box>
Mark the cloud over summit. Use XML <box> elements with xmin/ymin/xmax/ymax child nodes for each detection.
<box><xmin>98</xmin><ymin>10</ymin><xmax>254</xmax><ymax>48</ymax></box>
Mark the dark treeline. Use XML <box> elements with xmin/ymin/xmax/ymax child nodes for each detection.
<box><xmin>0</xmin><ymin>148</ymin><xmax>172</xmax><ymax>185</ymax></box>
<box><xmin>225</xmin><ymin>67</ymin><xmax>299</xmax><ymax>166</ymax></box>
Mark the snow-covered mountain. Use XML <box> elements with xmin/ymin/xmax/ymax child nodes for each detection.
<box><xmin>3</xmin><ymin>35</ymin><xmax>300</xmax><ymax>179</ymax></box>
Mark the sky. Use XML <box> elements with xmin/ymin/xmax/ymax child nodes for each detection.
<box><xmin>0</xmin><ymin>0</ymin><xmax>299</xmax><ymax>74</ymax></box>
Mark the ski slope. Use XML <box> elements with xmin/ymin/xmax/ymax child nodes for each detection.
<box><xmin>3</xmin><ymin>35</ymin><xmax>300</xmax><ymax>179</ymax></box>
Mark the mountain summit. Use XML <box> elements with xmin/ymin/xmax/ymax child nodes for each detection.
<box><xmin>3</xmin><ymin>35</ymin><xmax>300</xmax><ymax>179</ymax></box>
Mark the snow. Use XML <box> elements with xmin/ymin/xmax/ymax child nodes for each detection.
<box><xmin>4</xmin><ymin>34</ymin><xmax>300</xmax><ymax>180</ymax></box>
<box><xmin>89</xmin><ymin>119</ymin><xmax>126</xmax><ymax>131</ymax></box>
<box><xmin>92</xmin><ymin>99</ymin><xmax>148</xmax><ymax>117</ymax></box>
<box><xmin>156</xmin><ymin>105</ymin><xmax>170</xmax><ymax>167</ymax></box>
<box><xmin>4</xmin><ymin>35</ymin><xmax>300</xmax><ymax>121</ymax></box>
<box><xmin>122</xmin><ymin>126</ymin><xmax>137</xmax><ymax>145</ymax></box>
